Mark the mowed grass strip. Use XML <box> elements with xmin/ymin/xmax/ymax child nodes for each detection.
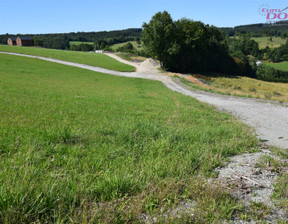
<box><xmin>0</xmin><ymin>55</ymin><xmax>257</xmax><ymax>223</ymax></box>
<box><xmin>0</xmin><ymin>45</ymin><xmax>135</xmax><ymax>72</ymax></box>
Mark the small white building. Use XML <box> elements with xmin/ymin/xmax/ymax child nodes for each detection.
<box><xmin>256</xmin><ymin>61</ymin><xmax>262</xmax><ymax>66</ymax></box>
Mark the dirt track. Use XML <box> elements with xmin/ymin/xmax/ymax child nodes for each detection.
<box><xmin>1</xmin><ymin>51</ymin><xmax>288</xmax><ymax>149</ymax></box>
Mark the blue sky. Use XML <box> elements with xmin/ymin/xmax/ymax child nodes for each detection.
<box><xmin>1</xmin><ymin>0</ymin><xmax>288</xmax><ymax>34</ymax></box>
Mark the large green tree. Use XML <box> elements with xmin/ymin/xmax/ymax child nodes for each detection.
<box><xmin>142</xmin><ymin>11</ymin><xmax>175</xmax><ymax>69</ymax></box>
<box><xmin>142</xmin><ymin>11</ymin><xmax>235</xmax><ymax>73</ymax></box>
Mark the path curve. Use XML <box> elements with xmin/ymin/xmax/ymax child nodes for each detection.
<box><xmin>1</xmin><ymin>51</ymin><xmax>288</xmax><ymax>149</ymax></box>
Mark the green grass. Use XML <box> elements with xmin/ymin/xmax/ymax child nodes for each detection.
<box><xmin>0</xmin><ymin>45</ymin><xmax>135</xmax><ymax>72</ymax></box>
<box><xmin>270</xmin><ymin>147</ymin><xmax>288</xmax><ymax>214</ymax></box>
<box><xmin>111</xmin><ymin>41</ymin><xmax>143</xmax><ymax>51</ymax></box>
<box><xmin>69</xmin><ymin>41</ymin><xmax>94</xmax><ymax>46</ymax></box>
<box><xmin>264</xmin><ymin>61</ymin><xmax>288</xmax><ymax>72</ymax></box>
<box><xmin>0</xmin><ymin>54</ymin><xmax>258</xmax><ymax>223</ymax></box>
<box><xmin>251</xmin><ymin>37</ymin><xmax>287</xmax><ymax>49</ymax></box>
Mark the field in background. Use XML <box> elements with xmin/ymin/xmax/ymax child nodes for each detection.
<box><xmin>69</xmin><ymin>41</ymin><xmax>94</xmax><ymax>46</ymax></box>
<box><xmin>111</xmin><ymin>41</ymin><xmax>143</xmax><ymax>51</ymax></box>
<box><xmin>180</xmin><ymin>75</ymin><xmax>288</xmax><ymax>103</ymax></box>
<box><xmin>251</xmin><ymin>36</ymin><xmax>287</xmax><ymax>49</ymax></box>
<box><xmin>0</xmin><ymin>54</ymin><xmax>257</xmax><ymax>223</ymax></box>
<box><xmin>116</xmin><ymin>52</ymin><xmax>147</xmax><ymax>62</ymax></box>
<box><xmin>264</xmin><ymin>61</ymin><xmax>288</xmax><ymax>72</ymax></box>
<box><xmin>0</xmin><ymin>45</ymin><xmax>135</xmax><ymax>72</ymax></box>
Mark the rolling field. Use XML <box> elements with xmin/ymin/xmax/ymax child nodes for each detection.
<box><xmin>111</xmin><ymin>41</ymin><xmax>143</xmax><ymax>51</ymax></box>
<box><xmin>0</xmin><ymin>54</ymin><xmax>258</xmax><ymax>223</ymax></box>
<box><xmin>0</xmin><ymin>45</ymin><xmax>135</xmax><ymax>72</ymax></box>
<box><xmin>251</xmin><ymin>36</ymin><xmax>287</xmax><ymax>49</ymax></box>
<box><xmin>265</xmin><ymin>61</ymin><xmax>288</xmax><ymax>72</ymax></box>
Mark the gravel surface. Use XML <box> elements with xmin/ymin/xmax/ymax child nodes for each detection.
<box><xmin>2</xmin><ymin>51</ymin><xmax>287</xmax><ymax>149</ymax></box>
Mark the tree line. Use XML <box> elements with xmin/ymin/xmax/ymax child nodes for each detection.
<box><xmin>220</xmin><ymin>21</ymin><xmax>288</xmax><ymax>37</ymax></box>
<box><xmin>0</xmin><ymin>28</ymin><xmax>142</xmax><ymax>50</ymax></box>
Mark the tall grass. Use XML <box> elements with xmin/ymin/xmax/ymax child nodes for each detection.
<box><xmin>181</xmin><ymin>75</ymin><xmax>288</xmax><ymax>103</ymax></box>
<box><xmin>0</xmin><ymin>54</ymin><xmax>257</xmax><ymax>223</ymax></box>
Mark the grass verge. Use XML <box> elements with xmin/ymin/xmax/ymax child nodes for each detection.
<box><xmin>176</xmin><ymin>74</ymin><xmax>288</xmax><ymax>103</ymax></box>
<box><xmin>271</xmin><ymin>147</ymin><xmax>288</xmax><ymax>214</ymax></box>
<box><xmin>0</xmin><ymin>45</ymin><xmax>135</xmax><ymax>72</ymax></box>
<box><xmin>0</xmin><ymin>54</ymin><xmax>258</xmax><ymax>223</ymax></box>
<box><xmin>115</xmin><ymin>52</ymin><xmax>147</xmax><ymax>62</ymax></box>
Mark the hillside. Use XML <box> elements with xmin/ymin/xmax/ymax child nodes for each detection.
<box><xmin>0</xmin><ymin>28</ymin><xmax>142</xmax><ymax>49</ymax></box>
<box><xmin>2</xmin><ymin>21</ymin><xmax>288</xmax><ymax>52</ymax></box>
<box><xmin>220</xmin><ymin>21</ymin><xmax>288</xmax><ymax>36</ymax></box>
<box><xmin>0</xmin><ymin>53</ymin><xmax>259</xmax><ymax>223</ymax></box>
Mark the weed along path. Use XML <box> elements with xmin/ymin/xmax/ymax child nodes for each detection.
<box><xmin>1</xmin><ymin>51</ymin><xmax>288</xmax><ymax>149</ymax></box>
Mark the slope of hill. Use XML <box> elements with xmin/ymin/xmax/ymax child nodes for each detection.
<box><xmin>0</xmin><ymin>54</ymin><xmax>258</xmax><ymax>223</ymax></box>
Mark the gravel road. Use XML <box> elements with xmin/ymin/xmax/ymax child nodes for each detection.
<box><xmin>1</xmin><ymin>51</ymin><xmax>288</xmax><ymax>149</ymax></box>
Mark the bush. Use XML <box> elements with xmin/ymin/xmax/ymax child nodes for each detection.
<box><xmin>231</xmin><ymin>51</ymin><xmax>256</xmax><ymax>77</ymax></box>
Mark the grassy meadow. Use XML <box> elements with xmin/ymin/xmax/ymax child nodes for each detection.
<box><xmin>251</xmin><ymin>37</ymin><xmax>287</xmax><ymax>49</ymax></box>
<box><xmin>0</xmin><ymin>54</ymin><xmax>258</xmax><ymax>223</ymax></box>
<box><xmin>230</xmin><ymin>36</ymin><xmax>287</xmax><ymax>49</ymax></box>
<box><xmin>0</xmin><ymin>45</ymin><xmax>135</xmax><ymax>72</ymax></box>
<box><xmin>181</xmin><ymin>75</ymin><xmax>288</xmax><ymax>103</ymax></box>
<box><xmin>111</xmin><ymin>41</ymin><xmax>143</xmax><ymax>51</ymax></box>
<box><xmin>264</xmin><ymin>61</ymin><xmax>288</xmax><ymax>72</ymax></box>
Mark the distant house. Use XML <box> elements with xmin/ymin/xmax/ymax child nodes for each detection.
<box><xmin>7</xmin><ymin>36</ymin><xmax>34</xmax><ymax>46</ymax></box>
<box><xmin>256</xmin><ymin>61</ymin><xmax>262</xmax><ymax>66</ymax></box>
<box><xmin>7</xmin><ymin>37</ymin><xmax>17</xmax><ymax>46</ymax></box>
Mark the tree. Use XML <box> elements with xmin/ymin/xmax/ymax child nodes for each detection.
<box><xmin>142</xmin><ymin>11</ymin><xmax>236</xmax><ymax>74</ymax></box>
<box><xmin>142</xmin><ymin>11</ymin><xmax>175</xmax><ymax>68</ymax></box>
<box><xmin>33</xmin><ymin>36</ymin><xmax>43</xmax><ymax>47</ymax></box>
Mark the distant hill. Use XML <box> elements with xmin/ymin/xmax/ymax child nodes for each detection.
<box><xmin>2</xmin><ymin>21</ymin><xmax>288</xmax><ymax>50</ymax></box>
<box><xmin>220</xmin><ymin>21</ymin><xmax>288</xmax><ymax>37</ymax></box>
<box><xmin>0</xmin><ymin>28</ymin><xmax>142</xmax><ymax>49</ymax></box>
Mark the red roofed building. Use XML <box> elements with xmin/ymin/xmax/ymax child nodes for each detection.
<box><xmin>7</xmin><ymin>36</ymin><xmax>34</xmax><ymax>46</ymax></box>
